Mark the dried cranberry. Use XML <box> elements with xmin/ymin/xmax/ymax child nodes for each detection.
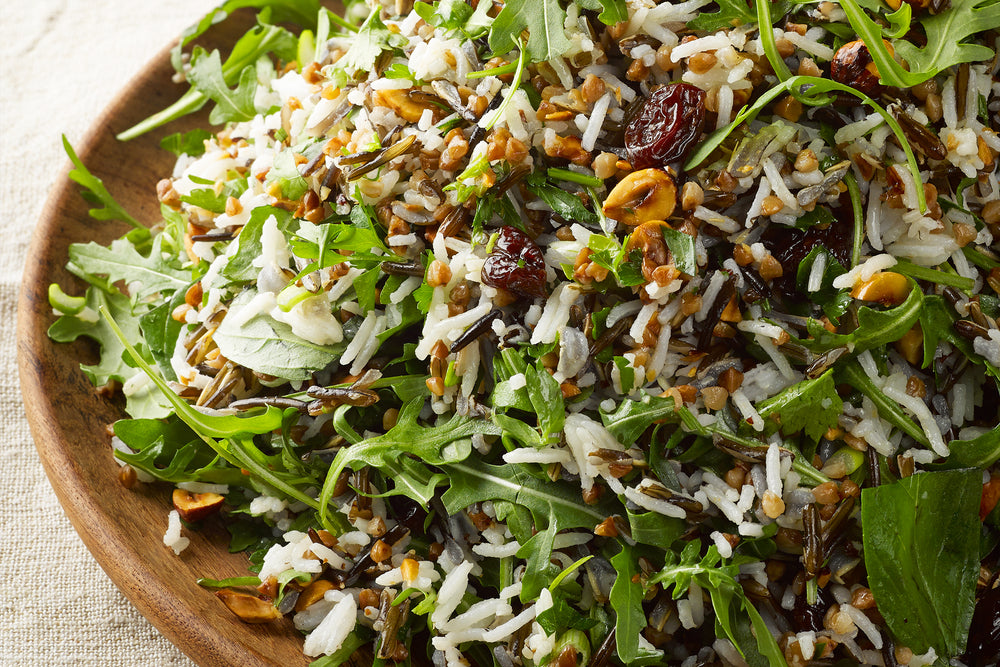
<box><xmin>481</xmin><ymin>227</ymin><xmax>547</xmax><ymax>298</ymax></box>
<box><xmin>831</xmin><ymin>40</ymin><xmax>887</xmax><ymax>96</ymax></box>
<box><xmin>625</xmin><ymin>83</ymin><xmax>707</xmax><ymax>169</ymax></box>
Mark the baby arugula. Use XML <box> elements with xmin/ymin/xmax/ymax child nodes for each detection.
<box><xmin>840</xmin><ymin>0</ymin><xmax>1000</xmax><ymax>88</ymax></box>
<box><xmin>489</xmin><ymin>0</ymin><xmax>627</xmax><ymax>62</ymax></box>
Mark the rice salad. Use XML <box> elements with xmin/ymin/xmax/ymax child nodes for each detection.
<box><xmin>50</xmin><ymin>0</ymin><xmax>1000</xmax><ymax>665</ymax></box>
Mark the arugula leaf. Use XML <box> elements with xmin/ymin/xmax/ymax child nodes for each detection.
<box><xmin>525</xmin><ymin>365</ymin><xmax>566</xmax><ymax>445</ymax></box>
<box><xmin>938</xmin><ymin>424</ymin><xmax>1000</xmax><ymax>469</ymax></box>
<box><xmin>610</xmin><ymin>545</ymin><xmax>662</xmax><ymax>664</ymax></box>
<box><xmin>114</xmin><ymin>416</ymin><xmax>245</xmax><ymax>485</ymax></box>
<box><xmin>442</xmin><ymin>458</ymin><xmax>616</xmax><ymax>600</ymax></box>
<box><xmin>575</xmin><ymin>0</ymin><xmax>628</xmax><ymax>25</ymax></box>
<box><xmin>119</xmin><ymin>20</ymin><xmax>298</xmax><ymax>139</ymax></box>
<box><xmin>650</xmin><ymin>542</ymin><xmax>787</xmax><ymax>666</ymax></box>
<box><xmin>862</xmin><ymin>470</ymin><xmax>981</xmax><ymax>658</ymax></box>
<box><xmin>757</xmin><ymin>369</ymin><xmax>843</xmax><ymax>442</ymax></box>
<box><xmin>599</xmin><ymin>392</ymin><xmax>676</xmax><ymax>446</ymax></box>
<box><xmin>223</xmin><ymin>206</ymin><xmax>294</xmax><ymax>282</ymax></box>
<box><xmin>366</xmin><ymin>456</ymin><xmax>448</xmax><ymax>506</ymax></box>
<box><xmin>841</xmin><ymin>0</ymin><xmax>1000</xmax><ymax>87</ymax></box>
<box><xmin>138</xmin><ymin>290</ymin><xmax>186</xmax><ymax>382</ymax></box>
<box><xmin>413</xmin><ymin>0</ymin><xmax>491</xmax><ymax>39</ymax></box>
<box><xmin>794</xmin><ymin>281</ymin><xmax>923</xmax><ymax>353</ymax></box>
<box><xmin>160</xmin><ymin>129</ymin><xmax>213</xmax><ymax>157</ymax></box>
<box><xmin>187</xmin><ymin>47</ymin><xmax>261</xmax><ymax>124</ymax></box>
<box><xmin>795</xmin><ymin>246</ymin><xmax>850</xmax><ymax>322</ymax></box>
<box><xmin>625</xmin><ymin>510</ymin><xmax>685</xmax><ymax>550</ymax></box>
<box><xmin>68</xmin><ymin>236</ymin><xmax>189</xmax><ymax>301</ymax></box>
<box><xmin>536</xmin><ymin>595</ymin><xmax>597</xmax><ymax>635</ymax></box>
<box><xmin>214</xmin><ymin>289</ymin><xmax>346</xmax><ymax>380</ymax></box>
<box><xmin>62</xmin><ymin>136</ymin><xmax>144</xmax><ymax>232</ymax></box>
<box><xmin>489</xmin><ymin>0</ymin><xmax>571</xmax><ymax>63</ymax></box>
<box><xmin>48</xmin><ymin>286</ymin><xmax>143</xmax><ymax>387</ymax></box>
<box><xmin>321</xmin><ymin>398</ymin><xmax>502</xmax><ymax>528</ymax></box>
<box><xmin>688</xmin><ymin>0</ymin><xmax>788</xmax><ymax>31</ymax></box>
<box><xmin>661</xmin><ymin>227</ymin><xmax>697</xmax><ymax>276</ymax></box>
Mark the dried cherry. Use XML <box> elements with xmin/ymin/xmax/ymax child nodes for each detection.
<box><xmin>481</xmin><ymin>226</ymin><xmax>547</xmax><ymax>298</ymax></box>
<box><xmin>624</xmin><ymin>83</ymin><xmax>707</xmax><ymax>169</ymax></box>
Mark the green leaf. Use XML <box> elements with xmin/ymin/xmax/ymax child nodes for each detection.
<box><xmin>321</xmin><ymin>399</ymin><xmax>502</xmax><ymax>529</ymax></box>
<box><xmin>187</xmin><ymin>48</ymin><xmax>260</xmax><ymax>124</ymax></box>
<box><xmin>625</xmin><ymin>510</ymin><xmax>685</xmax><ymax>550</ymax></box>
<box><xmin>160</xmin><ymin>129</ymin><xmax>213</xmax><ymax>157</ymax></box>
<box><xmin>525</xmin><ymin>365</ymin><xmax>565</xmax><ymax>444</ymax></box>
<box><xmin>861</xmin><ymin>470</ymin><xmax>981</xmax><ymax>658</ymax></box>
<box><xmin>48</xmin><ymin>286</ymin><xmax>143</xmax><ymax>387</ymax></box>
<box><xmin>610</xmin><ymin>545</ymin><xmax>662</xmax><ymax>664</ymax></box>
<box><xmin>757</xmin><ymin>369</ymin><xmax>843</xmax><ymax>442</ymax></box>
<box><xmin>441</xmin><ymin>458</ymin><xmax>613</xmax><ymax>532</ymax></box>
<box><xmin>265</xmin><ymin>150</ymin><xmax>310</xmax><ymax>200</ymax></box>
<box><xmin>118</xmin><ymin>19</ymin><xmax>298</xmax><ymax>139</ymax></box>
<box><xmin>574</xmin><ymin>0</ymin><xmax>628</xmax><ymax>25</ymax></box>
<box><xmin>213</xmin><ymin>289</ymin><xmax>346</xmax><ymax>380</ymax></box>
<box><xmin>938</xmin><ymin>424</ymin><xmax>1000</xmax><ymax>469</ymax></box>
<box><xmin>524</xmin><ymin>172</ymin><xmax>599</xmax><ymax>225</ymax></box>
<box><xmin>365</xmin><ymin>456</ymin><xmax>448</xmax><ymax>506</ymax></box>
<box><xmin>688</xmin><ymin>0</ymin><xmax>787</xmax><ymax>31</ymax></box>
<box><xmin>794</xmin><ymin>281</ymin><xmax>923</xmax><ymax>353</ymax></box>
<box><xmin>795</xmin><ymin>246</ymin><xmax>850</xmax><ymax>323</ymax></box>
<box><xmin>536</xmin><ymin>595</ymin><xmax>597</xmax><ymax>635</ymax></box>
<box><xmin>223</xmin><ymin>206</ymin><xmax>294</xmax><ymax>283</ymax></box>
<box><xmin>489</xmin><ymin>0</ymin><xmax>571</xmax><ymax>63</ymax></box>
<box><xmin>599</xmin><ymin>392</ymin><xmax>676</xmax><ymax>446</ymax></box>
<box><xmin>68</xmin><ymin>236</ymin><xmax>190</xmax><ymax>301</ymax></box>
<box><xmin>841</xmin><ymin>0</ymin><xmax>1000</xmax><ymax>86</ymax></box>
<box><xmin>661</xmin><ymin>227</ymin><xmax>696</xmax><ymax>276</ymax></box>
<box><xmin>62</xmin><ymin>136</ymin><xmax>144</xmax><ymax>232</ymax></box>
<box><xmin>338</xmin><ymin>10</ymin><xmax>403</xmax><ymax>73</ymax></box>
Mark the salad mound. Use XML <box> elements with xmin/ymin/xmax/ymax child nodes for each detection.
<box><xmin>50</xmin><ymin>0</ymin><xmax>1000</xmax><ymax>665</ymax></box>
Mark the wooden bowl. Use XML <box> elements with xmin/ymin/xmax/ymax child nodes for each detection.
<box><xmin>17</xmin><ymin>14</ymin><xmax>313</xmax><ymax>667</ymax></box>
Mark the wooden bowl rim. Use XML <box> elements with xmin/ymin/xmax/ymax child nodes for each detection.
<box><xmin>17</xmin><ymin>27</ymin><xmax>309</xmax><ymax>667</ymax></box>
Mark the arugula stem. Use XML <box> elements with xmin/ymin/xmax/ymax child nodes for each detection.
<box><xmin>893</xmin><ymin>259</ymin><xmax>975</xmax><ymax>290</ymax></box>
<box><xmin>467</xmin><ymin>62</ymin><xmax>518</xmax><ymax>79</ymax></box>
<box><xmin>483</xmin><ymin>41</ymin><xmax>526</xmax><ymax>132</ymax></box>
<box><xmin>839</xmin><ymin>361</ymin><xmax>930</xmax><ymax>447</ymax></box>
<box><xmin>547</xmin><ymin>167</ymin><xmax>603</xmax><ymax>188</ymax></box>
<box><xmin>963</xmin><ymin>245</ymin><xmax>1000</xmax><ymax>269</ymax></box>
<box><xmin>845</xmin><ymin>172</ymin><xmax>864</xmax><ymax>268</ymax></box>
<box><xmin>755</xmin><ymin>0</ymin><xmax>792</xmax><ymax>81</ymax></box>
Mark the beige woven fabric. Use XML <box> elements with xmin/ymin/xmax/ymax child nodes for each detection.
<box><xmin>1</xmin><ymin>2</ymin><xmax>222</xmax><ymax>664</ymax></box>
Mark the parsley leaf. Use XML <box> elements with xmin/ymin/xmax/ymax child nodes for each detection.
<box><xmin>489</xmin><ymin>0</ymin><xmax>571</xmax><ymax>63</ymax></box>
<box><xmin>338</xmin><ymin>10</ymin><xmax>405</xmax><ymax>73</ymax></box>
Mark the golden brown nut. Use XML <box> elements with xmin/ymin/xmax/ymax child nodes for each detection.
<box><xmin>216</xmin><ymin>590</ymin><xmax>283</xmax><ymax>624</ymax></box>
<box><xmin>851</xmin><ymin>271</ymin><xmax>910</xmax><ymax>306</ymax></box>
<box><xmin>603</xmin><ymin>168</ymin><xmax>677</xmax><ymax>226</ymax></box>
<box><xmin>172</xmin><ymin>489</ymin><xmax>225</xmax><ymax>523</ymax></box>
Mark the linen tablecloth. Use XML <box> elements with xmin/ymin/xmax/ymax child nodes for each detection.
<box><xmin>1</xmin><ymin>2</ymin><xmax>223</xmax><ymax>664</ymax></box>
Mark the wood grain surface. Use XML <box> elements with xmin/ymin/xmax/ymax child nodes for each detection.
<box><xmin>17</xmin><ymin>14</ymin><xmax>316</xmax><ymax>667</ymax></box>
